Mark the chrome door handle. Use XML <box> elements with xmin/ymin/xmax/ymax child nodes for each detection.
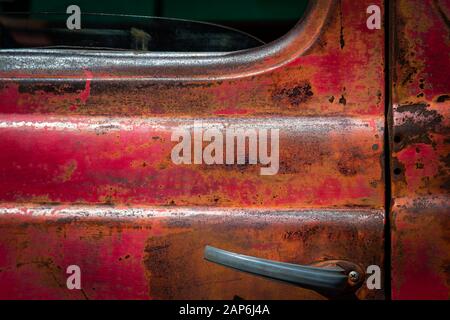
<box><xmin>204</xmin><ymin>246</ymin><xmax>364</xmax><ymax>295</ymax></box>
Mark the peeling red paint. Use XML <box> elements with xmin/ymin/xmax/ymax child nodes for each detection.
<box><xmin>391</xmin><ymin>0</ymin><xmax>450</xmax><ymax>300</ymax></box>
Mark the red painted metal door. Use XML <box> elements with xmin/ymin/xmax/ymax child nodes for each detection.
<box><xmin>0</xmin><ymin>0</ymin><xmax>386</xmax><ymax>299</ymax></box>
<box><xmin>390</xmin><ymin>0</ymin><xmax>450</xmax><ymax>300</ymax></box>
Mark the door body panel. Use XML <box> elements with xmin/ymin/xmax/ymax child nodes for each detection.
<box><xmin>0</xmin><ymin>207</ymin><xmax>384</xmax><ymax>300</ymax></box>
<box><xmin>0</xmin><ymin>115</ymin><xmax>383</xmax><ymax>207</ymax></box>
<box><xmin>391</xmin><ymin>0</ymin><xmax>450</xmax><ymax>299</ymax></box>
<box><xmin>0</xmin><ymin>0</ymin><xmax>386</xmax><ymax>299</ymax></box>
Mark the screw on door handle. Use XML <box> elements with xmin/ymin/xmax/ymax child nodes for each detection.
<box><xmin>204</xmin><ymin>245</ymin><xmax>365</xmax><ymax>295</ymax></box>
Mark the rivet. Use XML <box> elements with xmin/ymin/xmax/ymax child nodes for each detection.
<box><xmin>348</xmin><ymin>271</ymin><xmax>360</xmax><ymax>283</ymax></box>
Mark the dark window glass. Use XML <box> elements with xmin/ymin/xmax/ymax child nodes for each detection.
<box><xmin>0</xmin><ymin>0</ymin><xmax>309</xmax><ymax>51</ymax></box>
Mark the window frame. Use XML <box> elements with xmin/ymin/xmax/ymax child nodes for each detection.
<box><xmin>0</xmin><ymin>1</ymin><xmax>332</xmax><ymax>81</ymax></box>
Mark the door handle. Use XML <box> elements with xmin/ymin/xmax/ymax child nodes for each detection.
<box><xmin>204</xmin><ymin>246</ymin><xmax>364</xmax><ymax>295</ymax></box>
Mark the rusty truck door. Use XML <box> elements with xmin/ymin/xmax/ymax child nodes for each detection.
<box><xmin>0</xmin><ymin>0</ymin><xmax>385</xmax><ymax>299</ymax></box>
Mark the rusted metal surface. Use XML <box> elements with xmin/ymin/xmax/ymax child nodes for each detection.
<box><xmin>0</xmin><ymin>0</ymin><xmax>386</xmax><ymax>299</ymax></box>
<box><xmin>0</xmin><ymin>207</ymin><xmax>384</xmax><ymax>300</ymax></box>
<box><xmin>391</xmin><ymin>0</ymin><xmax>450</xmax><ymax>299</ymax></box>
<box><xmin>0</xmin><ymin>116</ymin><xmax>383</xmax><ymax>207</ymax></box>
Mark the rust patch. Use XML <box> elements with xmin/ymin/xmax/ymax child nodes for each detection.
<box><xmin>272</xmin><ymin>82</ymin><xmax>314</xmax><ymax>107</ymax></box>
<box><xmin>395</xmin><ymin>103</ymin><xmax>443</xmax><ymax>149</ymax></box>
<box><xmin>55</xmin><ymin>160</ymin><xmax>77</xmax><ymax>183</ymax></box>
<box><xmin>18</xmin><ymin>83</ymin><xmax>83</xmax><ymax>95</ymax></box>
<box><xmin>339</xmin><ymin>0</ymin><xmax>345</xmax><ymax>49</ymax></box>
<box><xmin>395</xmin><ymin>14</ymin><xmax>422</xmax><ymax>87</ymax></box>
<box><xmin>392</xmin><ymin>157</ymin><xmax>406</xmax><ymax>182</ymax></box>
<box><xmin>436</xmin><ymin>95</ymin><xmax>450</xmax><ymax>103</ymax></box>
<box><xmin>337</xmin><ymin>148</ymin><xmax>365</xmax><ymax>176</ymax></box>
